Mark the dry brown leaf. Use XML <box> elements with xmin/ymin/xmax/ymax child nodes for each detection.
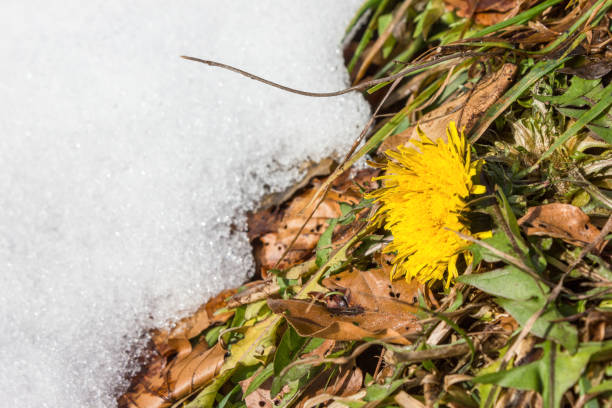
<box><xmin>152</xmin><ymin>287</ymin><xmax>236</xmax><ymax>359</ymax></box>
<box><xmin>267</xmin><ymin>268</ymin><xmax>423</xmax><ymax>345</ymax></box>
<box><xmin>240</xmin><ymin>371</ymin><xmax>290</xmax><ymax>408</ymax></box>
<box><xmin>378</xmin><ymin>63</ymin><xmax>517</xmax><ymax>153</ymax></box>
<box><xmin>119</xmin><ymin>289</ymin><xmax>235</xmax><ymax>408</ymax></box>
<box><xmin>118</xmin><ymin>342</ymin><xmax>226</xmax><ymax>408</ymax></box>
<box><xmin>297</xmin><ymin>367</ymin><xmax>364</xmax><ymax>408</ymax></box>
<box><xmin>248</xmin><ymin>168</ymin><xmax>377</xmax><ymax>273</ymax></box>
<box><xmin>353</xmin><ymin>0</ymin><xmax>414</xmax><ymax>84</ymax></box>
<box><xmin>517</xmin><ymin>203</ymin><xmax>607</xmax><ymax>253</ymax></box>
<box><xmin>322</xmin><ymin>267</ymin><xmax>423</xmax><ymax>311</ymax></box>
<box><xmin>395</xmin><ymin>391</ymin><xmax>426</xmax><ymax>408</ymax></box>
<box><xmin>268</xmin><ymin>299</ymin><xmax>419</xmax><ymax>344</ymax></box>
<box><xmin>302</xmin><ymin>338</ymin><xmax>337</xmax><ymax>360</ymax></box>
<box><xmin>443</xmin><ymin>0</ymin><xmax>528</xmax><ymax>25</ymax></box>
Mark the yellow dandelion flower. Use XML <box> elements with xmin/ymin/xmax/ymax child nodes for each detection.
<box><xmin>367</xmin><ymin>121</ymin><xmax>486</xmax><ymax>287</ymax></box>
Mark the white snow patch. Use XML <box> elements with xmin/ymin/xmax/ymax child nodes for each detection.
<box><xmin>0</xmin><ymin>1</ymin><xmax>370</xmax><ymax>407</ymax></box>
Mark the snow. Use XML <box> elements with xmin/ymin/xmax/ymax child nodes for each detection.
<box><xmin>0</xmin><ymin>1</ymin><xmax>369</xmax><ymax>407</ymax></box>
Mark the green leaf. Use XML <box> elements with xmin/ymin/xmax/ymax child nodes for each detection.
<box><xmin>274</xmin><ymin>327</ymin><xmax>308</xmax><ymax>376</ymax></box>
<box><xmin>365</xmin><ymin>378</ymin><xmax>405</xmax><ymax>402</ymax></box>
<box><xmin>458</xmin><ymin>265</ymin><xmax>545</xmax><ymax>301</ymax></box>
<box><xmin>377</xmin><ymin>13</ymin><xmax>396</xmax><ymax>58</ymax></box>
<box><xmin>469</xmin><ymin>0</ymin><xmax>563</xmax><ymax>38</ymax></box>
<box><xmin>556</xmin><ymin>107</ymin><xmax>612</xmax><ymax>127</ymax></box>
<box><xmin>495</xmin><ymin>297</ymin><xmax>578</xmax><ymax>352</ymax></box>
<box><xmin>186</xmin><ymin>369</ymin><xmax>235</xmax><ymax>408</ymax></box>
<box><xmin>301</xmin><ymin>337</ymin><xmax>326</xmax><ymax>354</ymax></box>
<box><xmin>270</xmin><ymin>362</ymin><xmax>315</xmax><ymax>398</ymax></box>
<box><xmin>204</xmin><ymin>324</ymin><xmax>226</xmax><ymax>347</ymax></box>
<box><xmin>269</xmin><ymin>336</ymin><xmax>325</xmax><ymax>398</ymax></box>
<box><xmin>344</xmin><ymin>0</ymin><xmax>382</xmax><ymax>36</ymax></box>
<box><xmin>536</xmin><ymin>77</ymin><xmax>601</xmax><ymax>106</ymax></box>
<box><xmin>413</xmin><ymin>0</ymin><xmax>444</xmax><ymax>40</ymax></box>
<box><xmin>540</xmin><ymin>83</ymin><xmax>612</xmax><ymax>161</ymax></box>
<box><xmin>468</xmin><ymin>230</ymin><xmax>515</xmax><ymax>264</ymax></box>
<box><xmin>348</xmin><ymin>0</ymin><xmax>391</xmax><ymax>72</ymax></box>
<box><xmin>588</xmin><ymin>380</ymin><xmax>612</xmax><ymax>394</ymax></box>
<box><xmin>496</xmin><ymin>187</ymin><xmax>528</xmax><ymax>252</ymax></box>
<box><xmin>217</xmin><ymin>384</ymin><xmax>240</xmax><ymax>408</ymax></box>
<box><xmin>244</xmin><ymin>364</ymin><xmax>274</xmax><ymax>396</ymax></box>
<box><xmin>244</xmin><ymin>300</ymin><xmax>269</xmax><ymax>320</ymax></box>
<box><xmin>316</xmin><ymin>219</ymin><xmax>337</xmax><ymax>267</ymax></box>
<box><xmin>186</xmin><ymin>317</ymin><xmax>281</xmax><ymax>408</ymax></box>
<box><xmin>475</xmin><ymin>341</ymin><xmax>612</xmax><ymax>408</ymax></box>
<box><xmin>587</xmin><ymin>124</ymin><xmax>612</xmax><ymax>143</ymax></box>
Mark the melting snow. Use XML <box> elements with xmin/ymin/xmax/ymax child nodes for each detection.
<box><xmin>0</xmin><ymin>1</ymin><xmax>369</xmax><ymax>406</ymax></box>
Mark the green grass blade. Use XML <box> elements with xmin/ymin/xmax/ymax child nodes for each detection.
<box><xmin>344</xmin><ymin>0</ymin><xmax>382</xmax><ymax>37</ymax></box>
<box><xmin>469</xmin><ymin>58</ymin><xmax>569</xmax><ymax>143</ymax></box>
<box><xmin>348</xmin><ymin>0</ymin><xmax>391</xmax><ymax>72</ymax></box>
<box><xmin>539</xmin><ymin>83</ymin><xmax>612</xmax><ymax>161</ymax></box>
<box><xmin>469</xmin><ymin>0</ymin><xmax>564</xmax><ymax>38</ymax></box>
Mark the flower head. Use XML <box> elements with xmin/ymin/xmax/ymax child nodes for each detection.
<box><xmin>368</xmin><ymin>122</ymin><xmax>486</xmax><ymax>287</ymax></box>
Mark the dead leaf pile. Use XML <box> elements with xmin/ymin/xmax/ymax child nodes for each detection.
<box><xmin>118</xmin><ymin>289</ymin><xmax>235</xmax><ymax>408</ymax></box>
<box><xmin>248</xmin><ymin>168</ymin><xmax>378</xmax><ymax>274</ymax></box>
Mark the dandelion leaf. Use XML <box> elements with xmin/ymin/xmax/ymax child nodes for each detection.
<box><xmin>475</xmin><ymin>341</ymin><xmax>612</xmax><ymax>408</ymax></box>
<box><xmin>457</xmin><ymin>265</ymin><xmax>545</xmax><ymax>301</ymax></box>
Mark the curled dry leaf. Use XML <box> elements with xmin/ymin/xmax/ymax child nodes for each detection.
<box><xmin>118</xmin><ymin>342</ymin><xmax>226</xmax><ymax>408</ymax></box>
<box><xmin>268</xmin><ymin>268</ymin><xmax>422</xmax><ymax>344</ymax></box>
<box><xmin>322</xmin><ymin>267</ymin><xmax>424</xmax><ymax>312</ymax></box>
<box><xmin>248</xmin><ymin>168</ymin><xmax>377</xmax><ymax>273</ymax></box>
<box><xmin>152</xmin><ymin>288</ymin><xmax>236</xmax><ymax>359</ymax></box>
<box><xmin>297</xmin><ymin>366</ymin><xmax>364</xmax><ymax>408</ymax></box>
<box><xmin>268</xmin><ymin>298</ymin><xmax>413</xmax><ymax>344</ymax></box>
<box><xmin>379</xmin><ymin>63</ymin><xmax>517</xmax><ymax>153</ymax></box>
<box><xmin>395</xmin><ymin>391</ymin><xmax>426</xmax><ymax>408</ymax></box>
<box><xmin>517</xmin><ymin>203</ymin><xmax>607</xmax><ymax>253</ymax></box>
<box><xmin>119</xmin><ymin>289</ymin><xmax>235</xmax><ymax>408</ymax></box>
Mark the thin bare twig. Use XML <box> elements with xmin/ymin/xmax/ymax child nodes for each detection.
<box><xmin>180</xmin><ymin>52</ymin><xmax>488</xmax><ymax>98</ymax></box>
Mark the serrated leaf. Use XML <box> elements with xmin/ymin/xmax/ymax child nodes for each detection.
<box><xmin>540</xmin><ymin>83</ymin><xmax>612</xmax><ymax>161</ymax></box>
<box><xmin>535</xmin><ymin>77</ymin><xmax>601</xmax><ymax>106</ymax></box>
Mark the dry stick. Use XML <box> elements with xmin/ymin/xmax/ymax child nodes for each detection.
<box><xmin>279</xmin><ymin>338</ymin><xmax>469</xmax><ymax>379</ymax></box>
<box><xmin>180</xmin><ymin>52</ymin><xmax>487</xmax><ymax>98</ymax></box>
<box><xmin>482</xmin><ymin>214</ymin><xmax>612</xmax><ymax>408</ymax></box>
